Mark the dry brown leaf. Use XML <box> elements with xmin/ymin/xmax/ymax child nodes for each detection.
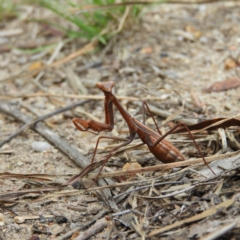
<box><xmin>29</xmin><ymin>62</ymin><xmax>43</xmax><ymax>71</ymax></box>
<box><xmin>122</xmin><ymin>162</ymin><xmax>142</xmax><ymax>170</ymax></box>
<box><xmin>202</xmin><ymin>78</ymin><xmax>240</xmax><ymax>93</ymax></box>
<box><xmin>140</xmin><ymin>47</ymin><xmax>153</xmax><ymax>54</ymax></box>
<box><xmin>224</xmin><ymin>58</ymin><xmax>237</xmax><ymax>70</ymax></box>
<box><xmin>172</xmin><ymin>116</ymin><xmax>240</xmax><ymax>134</ymax></box>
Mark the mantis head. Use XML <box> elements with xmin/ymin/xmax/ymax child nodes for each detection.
<box><xmin>96</xmin><ymin>81</ymin><xmax>115</xmax><ymax>93</ymax></box>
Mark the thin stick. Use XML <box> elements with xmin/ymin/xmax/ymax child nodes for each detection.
<box><xmin>0</xmin><ymin>100</ymin><xmax>89</xmax><ymax>168</ymax></box>
<box><xmin>55</xmin><ymin>209</ymin><xmax>109</xmax><ymax>240</ymax></box>
<box><xmin>113</xmin><ymin>181</ymin><xmax>184</xmax><ymax>199</ymax></box>
<box><xmin>0</xmin><ymin>100</ymin><xmax>89</xmax><ymax>148</ymax></box>
<box><xmin>0</xmin><ymin>93</ymin><xmax>167</xmax><ymax>101</ymax></box>
<box><xmin>74</xmin><ymin>218</ymin><xmax>108</xmax><ymax>240</ymax></box>
<box><xmin>86</xmin><ymin>150</ymin><xmax>240</xmax><ymax>180</ymax></box>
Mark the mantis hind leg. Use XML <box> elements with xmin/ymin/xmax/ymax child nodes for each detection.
<box><xmin>147</xmin><ymin>122</ymin><xmax>215</xmax><ymax>175</ymax></box>
<box><xmin>142</xmin><ymin>101</ymin><xmax>162</xmax><ymax>135</ymax></box>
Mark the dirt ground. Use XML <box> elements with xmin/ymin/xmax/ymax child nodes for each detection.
<box><xmin>1</xmin><ymin>1</ymin><xmax>240</xmax><ymax>240</ymax></box>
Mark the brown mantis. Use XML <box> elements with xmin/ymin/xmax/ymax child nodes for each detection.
<box><xmin>72</xmin><ymin>81</ymin><xmax>215</xmax><ymax>180</ymax></box>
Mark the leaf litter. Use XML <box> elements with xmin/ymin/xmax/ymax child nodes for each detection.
<box><xmin>1</xmin><ymin>1</ymin><xmax>240</xmax><ymax>240</ymax></box>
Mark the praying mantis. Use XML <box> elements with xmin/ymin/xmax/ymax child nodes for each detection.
<box><xmin>72</xmin><ymin>81</ymin><xmax>214</xmax><ymax>179</ymax></box>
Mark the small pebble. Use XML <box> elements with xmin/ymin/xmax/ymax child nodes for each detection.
<box><xmin>55</xmin><ymin>216</ymin><xmax>68</xmax><ymax>224</ymax></box>
<box><xmin>0</xmin><ymin>37</ymin><xmax>8</xmax><ymax>45</ymax></box>
<box><xmin>17</xmin><ymin>56</ymin><xmax>28</xmax><ymax>64</ymax></box>
<box><xmin>17</xmin><ymin>161</ymin><xmax>24</xmax><ymax>167</ymax></box>
<box><xmin>165</xmin><ymin>70</ymin><xmax>178</xmax><ymax>79</ymax></box>
<box><xmin>160</xmin><ymin>52</ymin><xmax>169</xmax><ymax>58</ymax></box>
<box><xmin>31</xmin><ymin>141</ymin><xmax>51</xmax><ymax>152</ymax></box>
<box><xmin>71</xmin><ymin>180</ymin><xmax>82</xmax><ymax>190</ymax></box>
<box><xmin>200</xmin><ymin>36</ymin><xmax>208</xmax><ymax>43</ymax></box>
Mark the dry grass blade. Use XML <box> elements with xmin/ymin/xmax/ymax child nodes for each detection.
<box><xmin>0</xmin><ymin>187</ymin><xmax>58</xmax><ymax>200</ymax></box>
<box><xmin>0</xmin><ymin>41</ymin><xmax>97</xmax><ymax>83</ymax></box>
<box><xmin>147</xmin><ymin>198</ymin><xmax>235</xmax><ymax>237</ymax></box>
<box><xmin>147</xmin><ymin>103</ymin><xmax>195</xmax><ymax>125</ymax></box>
<box><xmin>89</xmin><ymin>180</ymin><xmax>182</xmax><ymax>191</ymax></box>
<box><xmin>0</xmin><ymin>172</ymin><xmax>56</xmax><ymax>181</ymax></box>
<box><xmin>140</xmin><ymin>87</ymin><xmax>185</xmax><ymax>125</ymax></box>
<box><xmin>73</xmin><ymin>0</ymin><xmax>234</xmax><ymax>14</ymax></box>
<box><xmin>75</xmin><ymin>108</ymin><xmax>101</xmax><ymax>122</ymax></box>
<box><xmin>114</xmin><ymin>6</ymin><xmax>130</xmax><ymax>34</ymax></box>
<box><xmin>199</xmin><ymin>221</ymin><xmax>237</xmax><ymax>240</ymax></box>
<box><xmin>31</xmin><ymin>190</ymin><xmax>85</xmax><ymax>203</ymax></box>
<box><xmin>0</xmin><ymin>189</ymin><xmax>87</xmax><ymax>204</ymax></box>
<box><xmin>162</xmin><ymin>90</ymin><xmax>185</xmax><ymax>126</ymax></box>
<box><xmin>218</xmin><ymin>128</ymin><xmax>228</xmax><ymax>152</ymax></box>
<box><xmin>137</xmin><ymin>181</ymin><xmax>219</xmax><ymax>199</ymax></box>
<box><xmin>226</xmin><ymin>129</ymin><xmax>240</xmax><ymax>150</ymax></box>
<box><xmin>65</xmin><ymin>66</ymin><xmax>88</xmax><ymax>95</ymax></box>
<box><xmin>14</xmin><ymin>215</ymin><xmax>54</xmax><ymax>224</ymax></box>
<box><xmin>0</xmin><ymin>93</ymin><xmax>169</xmax><ymax>101</ymax></box>
<box><xmin>87</xmin><ymin>151</ymin><xmax>240</xmax><ymax>179</ymax></box>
